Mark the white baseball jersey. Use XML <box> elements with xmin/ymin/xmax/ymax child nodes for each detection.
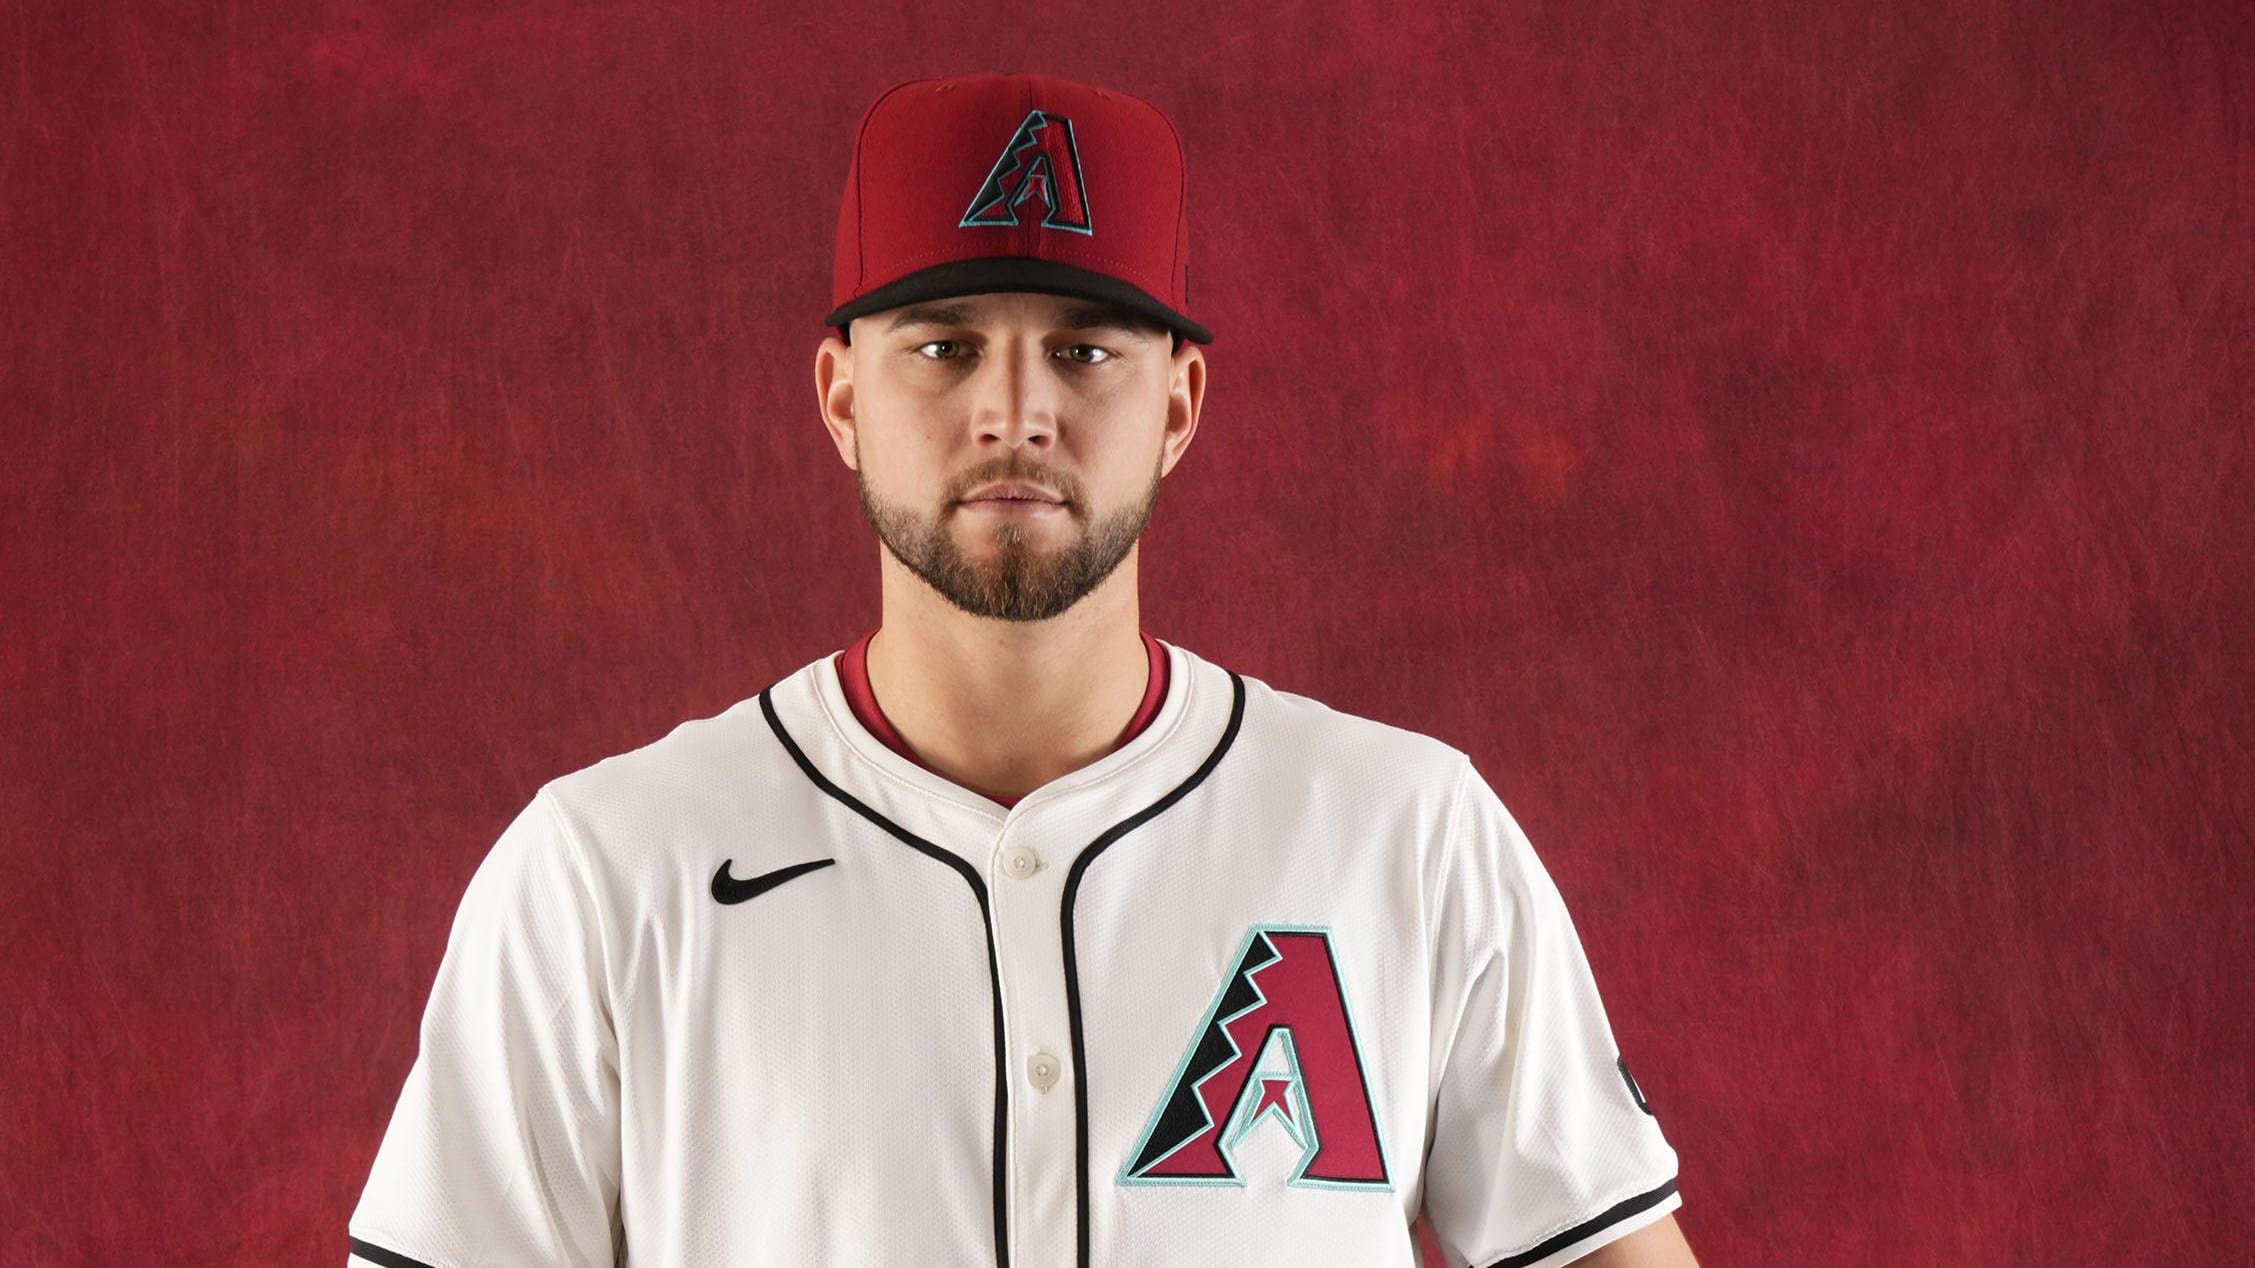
<box><xmin>348</xmin><ymin>640</ymin><xmax>1680</xmax><ymax>1268</ymax></box>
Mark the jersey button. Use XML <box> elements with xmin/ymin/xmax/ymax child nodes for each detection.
<box><xmin>1027</xmin><ymin>1052</ymin><xmax>1062</xmax><ymax>1092</ymax></box>
<box><xmin>1002</xmin><ymin>846</ymin><xmax>1044</xmax><ymax>878</ymax></box>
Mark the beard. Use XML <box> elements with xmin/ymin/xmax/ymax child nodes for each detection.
<box><xmin>856</xmin><ymin>450</ymin><xmax>1163</xmax><ymax>623</ymax></box>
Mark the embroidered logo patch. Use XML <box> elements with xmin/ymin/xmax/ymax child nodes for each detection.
<box><xmin>961</xmin><ymin>109</ymin><xmax>1094</xmax><ymax>235</ymax></box>
<box><xmin>1120</xmin><ymin>925</ymin><xmax>1390</xmax><ymax>1189</ymax></box>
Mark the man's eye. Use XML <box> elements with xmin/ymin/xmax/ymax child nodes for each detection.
<box><xmin>909</xmin><ymin>341</ymin><xmax>1111</xmax><ymax>364</ymax></box>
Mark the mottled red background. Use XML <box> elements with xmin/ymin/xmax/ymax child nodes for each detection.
<box><xmin>4</xmin><ymin>1</ymin><xmax>2248</xmax><ymax>1264</ymax></box>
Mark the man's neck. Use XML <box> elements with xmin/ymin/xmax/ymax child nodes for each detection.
<box><xmin>865</xmin><ymin>549</ymin><xmax>1151</xmax><ymax>804</ymax></box>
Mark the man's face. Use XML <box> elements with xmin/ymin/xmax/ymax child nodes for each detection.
<box><xmin>815</xmin><ymin>291</ymin><xmax>1204</xmax><ymax>623</ymax></box>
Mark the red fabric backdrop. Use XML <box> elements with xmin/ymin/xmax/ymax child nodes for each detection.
<box><xmin>4</xmin><ymin>1</ymin><xmax>2248</xmax><ymax>1264</ymax></box>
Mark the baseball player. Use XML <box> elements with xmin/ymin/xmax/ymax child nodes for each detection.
<box><xmin>348</xmin><ymin>72</ymin><xmax>1697</xmax><ymax>1268</ymax></box>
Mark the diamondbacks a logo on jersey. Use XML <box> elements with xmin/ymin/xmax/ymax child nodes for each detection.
<box><xmin>1120</xmin><ymin>925</ymin><xmax>1390</xmax><ymax>1190</ymax></box>
<box><xmin>961</xmin><ymin>109</ymin><xmax>1094</xmax><ymax>235</ymax></box>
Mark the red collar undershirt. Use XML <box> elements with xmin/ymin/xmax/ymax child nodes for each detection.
<box><xmin>833</xmin><ymin>630</ymin><xmax>1171</xmax><ymax>809</ymax></box>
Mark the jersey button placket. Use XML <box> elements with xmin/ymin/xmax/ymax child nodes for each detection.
<box><xmin>1000</xmin><ymin>843</ymin><xmax>1054</xmax><ymax>1099</ymax></box>
<box><xmin>987</xmin><ymin>828</ymin><xmax>1074</xmax><ymax>1268</ymax></box>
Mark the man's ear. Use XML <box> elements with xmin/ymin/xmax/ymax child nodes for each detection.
<box><xmin>1159</xmin><ymin>341</ymin><xmax>1205</xmax><ymax>479</ymax></box>
<box><xmin>815</xmin><ymin>333</ymin><xmax>858</xmax><ymax>471</ymax></box>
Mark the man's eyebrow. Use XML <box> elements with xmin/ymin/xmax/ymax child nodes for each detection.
<box><xmin>1054</xmin><ymin>305</ymin><xmax>1161</xmax><ymax>338</ymax></box>
<box><xmin>880</xmin><ymin>300</ymin><xmax>1160</xmax><ymax>338</ymax></box>
<box><xmin>883</xmin><ymin>303</ymin><xmax>981</xmax><ymax>333</ymax></box>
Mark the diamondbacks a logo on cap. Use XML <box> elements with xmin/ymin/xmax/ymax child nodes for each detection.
<box><xmin>961</xmin><ymin>109</ymin><xmax>1093</xmax><ymax>235</ymax></box>
<box><xmin>1120</xmin><ymin>925</ymin><xmax>1390</xmax><ymax>1190</ymax></box>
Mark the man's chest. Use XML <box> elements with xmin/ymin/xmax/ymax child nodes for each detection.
<box><xmin>606</xmin><ymin>791</ymin><xmax>1440</xmax><ymax>1267</ymax></box>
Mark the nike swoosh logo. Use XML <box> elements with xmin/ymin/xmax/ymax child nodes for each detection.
<box><xmin>711</xmin><ymin>857</ymin><xmax>836</xmax><ymax>905</ymax></box>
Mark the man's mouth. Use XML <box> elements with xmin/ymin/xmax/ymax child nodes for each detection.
<box><xmin>961</xmin><ymin>496</ymin><xmax>1068</xmax><ymax>515</ymax></box>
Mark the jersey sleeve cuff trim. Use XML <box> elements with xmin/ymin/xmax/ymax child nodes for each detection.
<box><xmin>347</xmin><ymin>1237</ymin><xmax>448</xmax><ymax>1268</ymax></box>
<box><xmin>1480</xmin><ymin>1175</ymin><xmax>1680</xmax><ymax>1268</ymax></box>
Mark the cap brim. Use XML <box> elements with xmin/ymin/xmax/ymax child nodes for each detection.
<box><xmin>825</xmin><ymin>257</ymin><xmax>1212</xmax><ymax>345</ymax></box>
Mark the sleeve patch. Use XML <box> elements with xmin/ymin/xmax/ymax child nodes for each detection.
<box><xmin>1617</xmin><ymin>1055</ymin><xmax>1654</xmax><ymax>1116</ymax></box>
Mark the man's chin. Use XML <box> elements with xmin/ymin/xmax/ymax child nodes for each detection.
<box><xmin>952</xmin><ymin>520</ymin><xmax>1076</xmax><ymax>558</ymax></box>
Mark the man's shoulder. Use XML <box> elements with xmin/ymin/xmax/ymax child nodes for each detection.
<box><xmin>1218</xmin><ymin>655</ymin><xmax>1472</xmax><ymax>791</ymax></box>
<box><xmin>548</xmin><ymin>695</ymin><xmax>774</xmax><ymax>803</ymax></box>
<box><xmin>534</xmin><ymin>654</ymin><xmax>829</xmax><ymax>852</ymax></box>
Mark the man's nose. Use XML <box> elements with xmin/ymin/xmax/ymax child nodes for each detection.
<box><xmin>969</xmin><ymin>339</ymin><xmax>1059</xmax><ymax>449</ymax></box>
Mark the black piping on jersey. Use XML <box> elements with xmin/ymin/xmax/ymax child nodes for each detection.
<box><xmin>1482</xmin><ymin>1176</ymin><xmax>1680</xmax><ymax>1268</ymax></box>
<box><xmin>346</xmin><ymin>1238</ymin><xmax>441</xmax><ymax>1268</ymax></box>
<box><xmin>1062</xmin><ymin>670</ymin><xmax>1247</xmax><ymax>1268</ymax></box>
<box><xmin>760</xmin><ymin>687</ymin><xmax>1015</xmax><ymax>1268</ymax></box>
<box><xmin>762</xmin><ymin>671</ymin><xmax>1244</xmax><ymax>1268</ymax></box>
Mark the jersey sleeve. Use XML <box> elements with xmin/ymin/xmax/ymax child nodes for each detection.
<box><xmin>1419</xmin><ymin>758</ymin><xmax>1682</xmax><ymax>1268</ymax></box>
<box><xmin>347</xmin><ymin>788</ymin><xmax>624</xmax><ymax>1268</ymax></box>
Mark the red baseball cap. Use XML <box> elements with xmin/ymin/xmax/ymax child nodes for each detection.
<box><xmin>826</xmin><ymin>73</ymin><xmax>1212</xmax><ymax>346</ymax></box>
